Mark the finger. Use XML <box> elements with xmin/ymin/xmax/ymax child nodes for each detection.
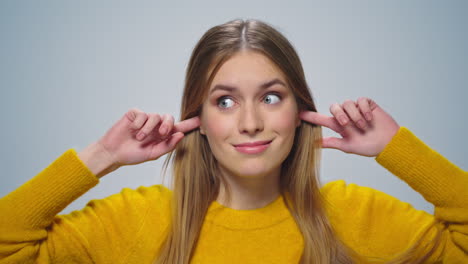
<box><xmin>174</xmin><ymin>116</ymin><xmax>201</xmax><ymax>133</ymax></box>
<box><xmin>322</xmin><ymin>137</ymin><xmax>343</xmax><ymax>150</ymax></box>
<box><xmin>329</xmin><ymin>103</ymin><xmax>349</xmax><ymax>126</ymax></box>
<box><xmin>357</xmin><ymin>97</ymin><xmax>372</xmax><ymax>121</ymax></box>
<box><xmin>322</xmin><ymin>137</ymin><xmax>351</xmax><ymax>153</ymax></box>
<box><xmin>136</xmin><ymin>113</ymin><xmax>161</xmax><ymax>141</ymax></box>
<box><xmin>299</xmin><ymin>111</ymin><xmax>343</xmax><ymax>133</ymax></box>
<box><xmin>165</xmin><ymin>131</ymin><xmax>185</xmax><ymax>149</ymax></box>
<box><xmin>159</xmin><ymin>114</ymin><xmax>174</xmax><ymax>137</ymax></box>
<box><xmin>368</xmin><ymin>98</ymin><xmax>379</xmax><ymax>111</ymax></box>
<box><xmin>150</xmin><ymin>132</ymin><xmax>184</xmax><ymax>160</ymax></box>
<box><xmin>342</xmin><ymin>100</ymin><xmax>367</xmax><ymax>130</ymax></box>
<box><xmin>127</xmin><ymin>109</ymin><xmax>148</xmax><ymax>130</ymax></box>
<box><xmin>125</xmin><ymin>108</ymin><xmax>140</xmax><ymax>121</ymax></box>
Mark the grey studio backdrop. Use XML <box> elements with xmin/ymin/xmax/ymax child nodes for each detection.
<box><xmin>0</xmin><ymin>1</ymin><xmax>466</xmax><ymax>215</ymax></box>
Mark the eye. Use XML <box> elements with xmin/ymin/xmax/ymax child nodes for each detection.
<box><xmin>263</xmin><ymin>94</ymin><xmax>281</xmax><ymax>105</ymax></box>
<box><xmin>217</xmin><ymin>97</ymin><xmax>235</xmax><ymax>109</ymax></box>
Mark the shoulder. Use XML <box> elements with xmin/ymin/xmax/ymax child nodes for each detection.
<box><xmin>78</xmin><ymin>184</ymin><xmax>173</xmax><ymax>224</ymax></box>
<box><xmin>52</xmin><ymin>184</ymin><xmax>174</xmax><ymax>259</ymax></box>
<box><xmin>319</xmin><ymin>180</ymin><xmax>432</xmax><ymax>237</ymax></box>
<box><xmin>320</xmin><ymin>179</ymin><xmax>376</xmax><ymax>202</ymax></box>
<box><xmin>320</xmin><ymin>180</ymin><xmax>414</xmax><ymax>213</ymax></box>
<box><xmin>120</xmin><ymin>184</ymin><xmax>173</xmax><ymax>201</ymax></box>
<box><xmin>87</xmin><ymin>184</ymin><xmax>173</xmax><ymax>209</ymax></box>
<box><xmin>319</xmin><ymin>181</ymin><xmax>440</xmax><ymax>259</ymax></box>
<box><xmin>321</xmin><ymin>179</ymin><xmax>384</xmax><ymax>198</ymax></box>
<box><xmin>60</xmin><ymin>184</ymin><xmax>174</xmax><ymax>234</ymax></box>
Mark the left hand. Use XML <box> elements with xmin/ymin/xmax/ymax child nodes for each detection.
<box><xmin>300</xmin><ymin>97</ymin><xmax>400</xmax><ymax>157</ymax></box>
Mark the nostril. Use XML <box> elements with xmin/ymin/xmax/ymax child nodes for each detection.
<box><xmin>238</xmin><ymin>110</ymin><xmax>264</xmax><ymax>133</ymax></box>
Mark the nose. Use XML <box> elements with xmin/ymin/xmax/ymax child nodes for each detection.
<box><xmin>238</xmin><ymin>103</ymin><xmax>264</xmax><ymax>135</ymax></box>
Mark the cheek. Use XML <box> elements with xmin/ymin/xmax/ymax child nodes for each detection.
<box><xmin>206</xmin><ymin>119</ymin><xmax>227</xmax><ymax>137</ymax></box>
<box><xmin>271</xmin><ymin>107</ymin><xmax>298</xmax><ymax>134</ymax></box>
<box><xmin>201</xmin><ymin>111</ymin><xmax>233</xmax><ymax>140</ymax></box>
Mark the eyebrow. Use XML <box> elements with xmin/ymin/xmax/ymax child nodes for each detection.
<box><xmin>209</xmin><ymin>78</ymin><xmax>287</xmax><ymax>95</ymax></box>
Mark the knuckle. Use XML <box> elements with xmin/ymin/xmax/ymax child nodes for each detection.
<box><xmin>126</xmin><ymin>108</ymin><xmax>140</xmax><ymax>120</ymax></box>
<box><xmin>128</xmin><ymin>107</ymin><xmax>142</xmax><ymax>115</ymax></box>
<box><xmin>343</xmin><ymin>100</ymin><xmax>356</xmax><ymax>111</ymax></box>
<box><xmin>163</xmin><ymin>114</ymin><xmax>172</xmax><ymax>124</ymax></box>
<box><xmin>357</xmin><ymin>97</ymin><xmax>367</xmax><ymax>103</ymax></box>
<box><xmin>139</xmin><ymin>112</ymin><xmax>149</xmax><ymax>121</ymax></box>
<box><xmin>330</xmin><ymin>103</ymin><xmax>340</xmax><ymax>112</ymax></box>
<box><xmin>145</xmin><ymin>115</ymin><xmax>156</xmax><ymax>126</ymax></box>
<box><xmin>359</xmin><ymin>99</ymin><xmax>371</xmax><ymax>110</ymax></box>
<box><xmin>125</xmin><ymin>111</ymin><xmax>136</xmax><ymax>121</ymax></box>
<box><xmin>133</xmin><ymin>114</ymin><xmax>148</xmax><ymax>129</ymax></box>
<box><xmin>149</xmin><ymin>113</ymin><xmax>160</xmax><ymax>121</ymax></box>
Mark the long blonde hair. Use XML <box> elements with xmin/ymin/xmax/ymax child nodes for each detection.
<box><xmin>154</xmin><ymin>19</ymin><xmax>443</xmax><ymax>264</ymax></box>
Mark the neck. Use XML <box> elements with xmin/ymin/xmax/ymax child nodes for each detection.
<box><xmin>216</xmin><ymin>166</ymin><xmax>281</xmax><ymax>210</ymax></box>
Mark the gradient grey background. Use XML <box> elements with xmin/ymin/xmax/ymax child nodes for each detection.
<box><xmin>1</xmin><ymin>1</ymin><xmax>466</xmax><ymax>215</ymax></box>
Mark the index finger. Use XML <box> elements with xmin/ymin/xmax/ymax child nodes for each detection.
<box><xmin>173</xmin><ymin>116</ymin><xmax>201</xmax><ymax>133</ymax></box>
<box><xmin>299</xmin><ymin>111</ymin><xmax>343</xmax><ymax>133</ymax></box>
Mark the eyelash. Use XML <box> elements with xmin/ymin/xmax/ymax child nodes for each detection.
<box><xmin>216</xmin><ymin>92</ymin><xmax>282</xmax><ymax>110</ymax></box>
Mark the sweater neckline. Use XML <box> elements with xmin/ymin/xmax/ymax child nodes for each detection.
<box><xmin>205</xmin><ymin>194</ymin><xmax>291</xmax><ymax>230</ymax></box>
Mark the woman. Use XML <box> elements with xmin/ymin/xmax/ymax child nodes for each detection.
<box><xmin>0</xmin><ymin>19</ymin><xmax>466</xmax><ymax>264</ymax></box>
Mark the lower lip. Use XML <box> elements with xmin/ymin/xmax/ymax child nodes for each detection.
<box><xmin>234</xmin><ymin>142</ymin><xmax>271</xmax><ymax>154</ymax></box>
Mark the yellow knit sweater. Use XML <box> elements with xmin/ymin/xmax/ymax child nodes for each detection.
<box><xmin>0</xmin><ymin>127</ymin><xmax>466</xmax><ymax>263</ymax></box>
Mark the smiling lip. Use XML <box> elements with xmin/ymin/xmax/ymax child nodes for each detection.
<box><xmin>233</xmin><ymin>140</ymin><xmax>272</xmax><ymax>154</ymax></box>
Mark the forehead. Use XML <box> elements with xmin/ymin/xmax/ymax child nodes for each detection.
<box><xmin>209</xmin><ymin>51</ymin><xmax>287</xmax><ymax>90</ymax></box>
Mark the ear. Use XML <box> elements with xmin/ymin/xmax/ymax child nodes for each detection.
<box><xmin>199</xmin><ymin>125</ymin><xmax>206</xmax><ymax>135</ymax></box>
<box><xmin>295</xmin><ymin>115</ymin><xmax>301</xmax><ymax>127</ymax></box>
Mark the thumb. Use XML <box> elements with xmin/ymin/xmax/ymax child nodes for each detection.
<box><xmin>322</xmin><ymin>137</ymin><xmax>346</xmax><ymax>151</ymax></box>
<box><xmin>148</xmin><ymin>132</ymin><xmax>185</xmax><ymax>160</ymax></box>
<box><xmin>165</xmin><ymin>132</ymin><xmax>185</xmax><ymax>150</ymax></box>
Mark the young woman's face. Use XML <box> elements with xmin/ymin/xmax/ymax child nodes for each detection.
<box><xmin>200</xmin><ymin>50</ymin><xmax>300</xmax><ymax>178</ymax></box>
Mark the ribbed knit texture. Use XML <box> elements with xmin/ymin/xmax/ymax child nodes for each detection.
<box><xmin>0</xmin><ymin>127</ymin><xmax>466</xmax><ymax>263</ymax></box>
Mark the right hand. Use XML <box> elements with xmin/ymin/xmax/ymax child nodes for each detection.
<box><xmin>98</xmin><ymin>108</ymin><xmax>200</xmax><ymax>167</ymax></box>
<box><xmin>79</xmin><ymin>109</ymin><xmax>200</xmax><ymax>178</ymax></box>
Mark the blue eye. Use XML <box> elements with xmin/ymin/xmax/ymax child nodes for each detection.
<box><xmin>218</xmin><ymin>97</ymin><xmax>235</xmax><ymax>109</ymax></box>
<box><xmin>263</xmin><ymin>94</ymin><xmax>281</xmax><ymax>104</ymax></box>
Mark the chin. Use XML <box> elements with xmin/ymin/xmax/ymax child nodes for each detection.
<box><xmin>230</xmin><ymin>163</ymin><xmax>276</xmax><ymax>178</ymax></box>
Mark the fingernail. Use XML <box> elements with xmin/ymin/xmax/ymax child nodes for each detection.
<box><xmin>365</xmin><ymin>113</ymin><xmax>372</xmax><ymax>121</ymax></box>
<box><xmin>160</xmin><ymin>126</ymin><xmax>167</xmax><ymax>135</ymax></box>
<box><xmin>137</xmin><ymin>132</ymin><xmax>145</xmax><ymax>140</ymax></box>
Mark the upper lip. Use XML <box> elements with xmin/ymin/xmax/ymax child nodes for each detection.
<box><xmin>233</xmin><ymin>140</ymin><xmax>272</xmax><ymax>147</ymax></box>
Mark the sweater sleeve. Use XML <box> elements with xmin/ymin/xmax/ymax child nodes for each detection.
<box><xmin>0</xmin><ymin>149</ymin><xmax>172</xmax><ymax>264</ymax></box>
<box><xmin>322</xmin><ymin>127</ymin><xmax>468</xmax><ymax>263</ymax></box>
